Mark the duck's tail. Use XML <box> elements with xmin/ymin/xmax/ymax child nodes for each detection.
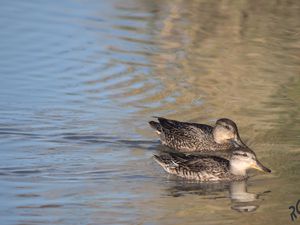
<box><xmin>148</xmin><ymin>121</ymin><xmax>162</xmax><ymax>134</ymax></box>
<box><xmin>153</xmin><ymin>155</ymin><xmax>167</xmax><ymax>167</ymax></box>
<box><xmin>153</xmin><ymin>154</ymin><xmax>178</xmax><ymax>174</ymax></box>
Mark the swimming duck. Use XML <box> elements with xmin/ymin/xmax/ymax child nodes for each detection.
<box><xmin>153</xmin><ymin>148</ymin><xmax>271</xmax><ymax>182</ymax></box>
<box><xmin>149</xmin><ymin>117</ymin><xmax>246</xmax><ymax>152</ymax></box>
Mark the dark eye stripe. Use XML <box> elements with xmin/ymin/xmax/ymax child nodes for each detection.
<box><xmin>234</xmin><ymin>152</ymin><xmax>248</xmax><ymax>157</ymax></box>
<box><xmin>224</xmin><ymin>125</ymin><xmax>230</xmax><ymax>129</ymax></box>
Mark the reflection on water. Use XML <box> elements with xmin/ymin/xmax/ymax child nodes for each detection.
<box><xmin>0</xmin><ymin>0</ymin><xmax>300</xmax><ymax>224</ymax></box>
<box><xmin>166</xmin><ymin>180</ymin><xmax>268</xmax><ymax>213</ymax></box>
<box><xmin>230</xmin><ymin>180</ymin><xmax>269</xmax><ymax>212</ymax></box>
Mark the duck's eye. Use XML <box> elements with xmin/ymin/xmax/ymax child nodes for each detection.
<box><xmin>233</xmin><ymin>152</ymin><xmax>246</xmax><ymax>156</ymax></box>
<box><xmin>224</xmin><ymin>125</ymin><xmax>230</xmax><ymax>129</ymax></box>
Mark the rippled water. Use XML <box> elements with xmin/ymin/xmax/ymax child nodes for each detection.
<box><xmin>1</xmin><ymin>0</ymin><xmax>300</xmax><ymax>224</ymax></box>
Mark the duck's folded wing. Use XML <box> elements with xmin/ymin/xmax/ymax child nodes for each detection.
<box><xmin>167</xmin><ymin>153</ymin><xmax>229</xmax><ymax>173</ymax></box>
<box><xmin>187</xmin><ymin>156</ymin><xmax>230</xmax><ymax>173</ymax></box>
<box><xmin>156</xmin><ymin>117</ymin><xmax>211</xmax><ymax>139</ymax></box>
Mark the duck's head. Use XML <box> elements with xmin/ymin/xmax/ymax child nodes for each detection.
<box><xmin>230</xmin><ymin>149</ymin><xmax>271</xmax><ymax>176</ymax></box>
<box><xmin>213</xmin><ymin>118</ymin><xmax>245</xmax><ymax>148</ymax></box>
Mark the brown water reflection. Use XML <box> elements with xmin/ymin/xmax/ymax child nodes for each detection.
<box><xmin>127</xmin><ymin>0</ymin><xmax>299</xmax><ymax>121</ymax></box>
<box><xmin>117</xmin><ymin>1</ymin><xmax>300</xmax><ymax>224</ymax></box>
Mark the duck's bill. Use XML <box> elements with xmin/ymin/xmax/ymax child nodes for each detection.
<box><xmin>252</xmin><ymin>160</ymin><xmax>271</xmax><ymax>173</ymax></box>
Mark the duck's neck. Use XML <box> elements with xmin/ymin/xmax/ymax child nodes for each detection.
<box><xmin>230</xmin><ymin>162</ymin><xmax>247</xmax><ymax>176</ymax></box>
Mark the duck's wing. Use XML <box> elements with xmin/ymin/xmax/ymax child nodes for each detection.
<box><xmin>156</xmin><ymin>117</ymin><xmax>213</xmax><ymax>138</ymax></box>
<box><xmin>154</xmin><ymin>117</ymin><xmax>214</xmax><ymax>151</ymax></box>
<box><xmin>153</xmin><ymin>152</ymin><xmax>230</xmax><ymax>180</ymax></box>
<box><xmin>186</xmin><ymin>156</ymin><xmax>230</xmax><ymax>173</ymax></box>
<box><xmin>167</xmin><ymin>153</ymin><xmax>228</xmax><ymax>172</ymax></box>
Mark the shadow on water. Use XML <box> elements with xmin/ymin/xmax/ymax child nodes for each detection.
<box><xmin>0</xmin><ymin>124</ymin><xmax>159</xmax><ymax>149</ymax></box>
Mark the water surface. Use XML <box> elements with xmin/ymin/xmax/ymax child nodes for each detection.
<box><xmin>0</xmin><ymin>0</ymin><xmax>300</xmax><ymax>224</ymax></box>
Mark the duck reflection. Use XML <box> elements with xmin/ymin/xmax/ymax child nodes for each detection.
<box><xmin>165</xmin><ymin>180</ymin><xmax>270</xmax><ymax>212</ymax></box>
<box><xmin>230</xmin><ymin>180</ymin><xmax>266</xmax><ymax>212</ymax></box>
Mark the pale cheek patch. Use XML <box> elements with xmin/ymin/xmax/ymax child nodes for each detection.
<box><xmin>215</xmin><ymin>130</ymin><xmax>234</xmax><ymax>142</ymax></box>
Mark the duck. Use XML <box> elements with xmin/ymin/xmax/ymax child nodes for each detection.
<box><xmin>153</xmin><ymin>148</ymin><xmax>271</xmax><ymax>182</ymax></box>
<box><xmin>149</xmin><ymin>117</ymin><xmax>246</xmax><ymax>152</ymax></box>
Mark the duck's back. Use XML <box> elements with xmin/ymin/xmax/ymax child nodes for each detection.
<box><xmin>152</xmin><ymin>117</ymin><xmax>229</xmax><ymax>152</ymax></box>
<box><xmin>154</xmin><ymin>153</ymin><xmax>234</xmax><ymax>181</ymax></box>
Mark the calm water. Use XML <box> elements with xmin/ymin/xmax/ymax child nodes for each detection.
<box><xmin>0</xmin><ymin>0</ymin><xmax>300</xmax><ymax>224</ymax></box>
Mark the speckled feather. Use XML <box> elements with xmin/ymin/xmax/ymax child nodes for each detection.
<box><xmin>153</xmin><ymin>153</ymin><xmax>246</xmax><ymax>182</ymax></box>
<box><xmin>149</xmin><ymin>117</ymin><xmax>233</xmax><ymax>152</ymax></box>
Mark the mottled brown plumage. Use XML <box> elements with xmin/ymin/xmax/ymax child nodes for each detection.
<box><xmin>149</xmin><ymin>117</ymin><xmax>246</xmax><ymax>152</ymax></box>
<box><xmin>153</xmin><ymin>149</ymin><xmax>271</xmax><ymax>182</ymax></box>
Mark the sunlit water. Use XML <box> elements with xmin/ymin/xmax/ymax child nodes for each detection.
<box><xmin>0</xmin><ymin>0</ymin><xmax>300</xmax><ymax>224</ymax></box>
